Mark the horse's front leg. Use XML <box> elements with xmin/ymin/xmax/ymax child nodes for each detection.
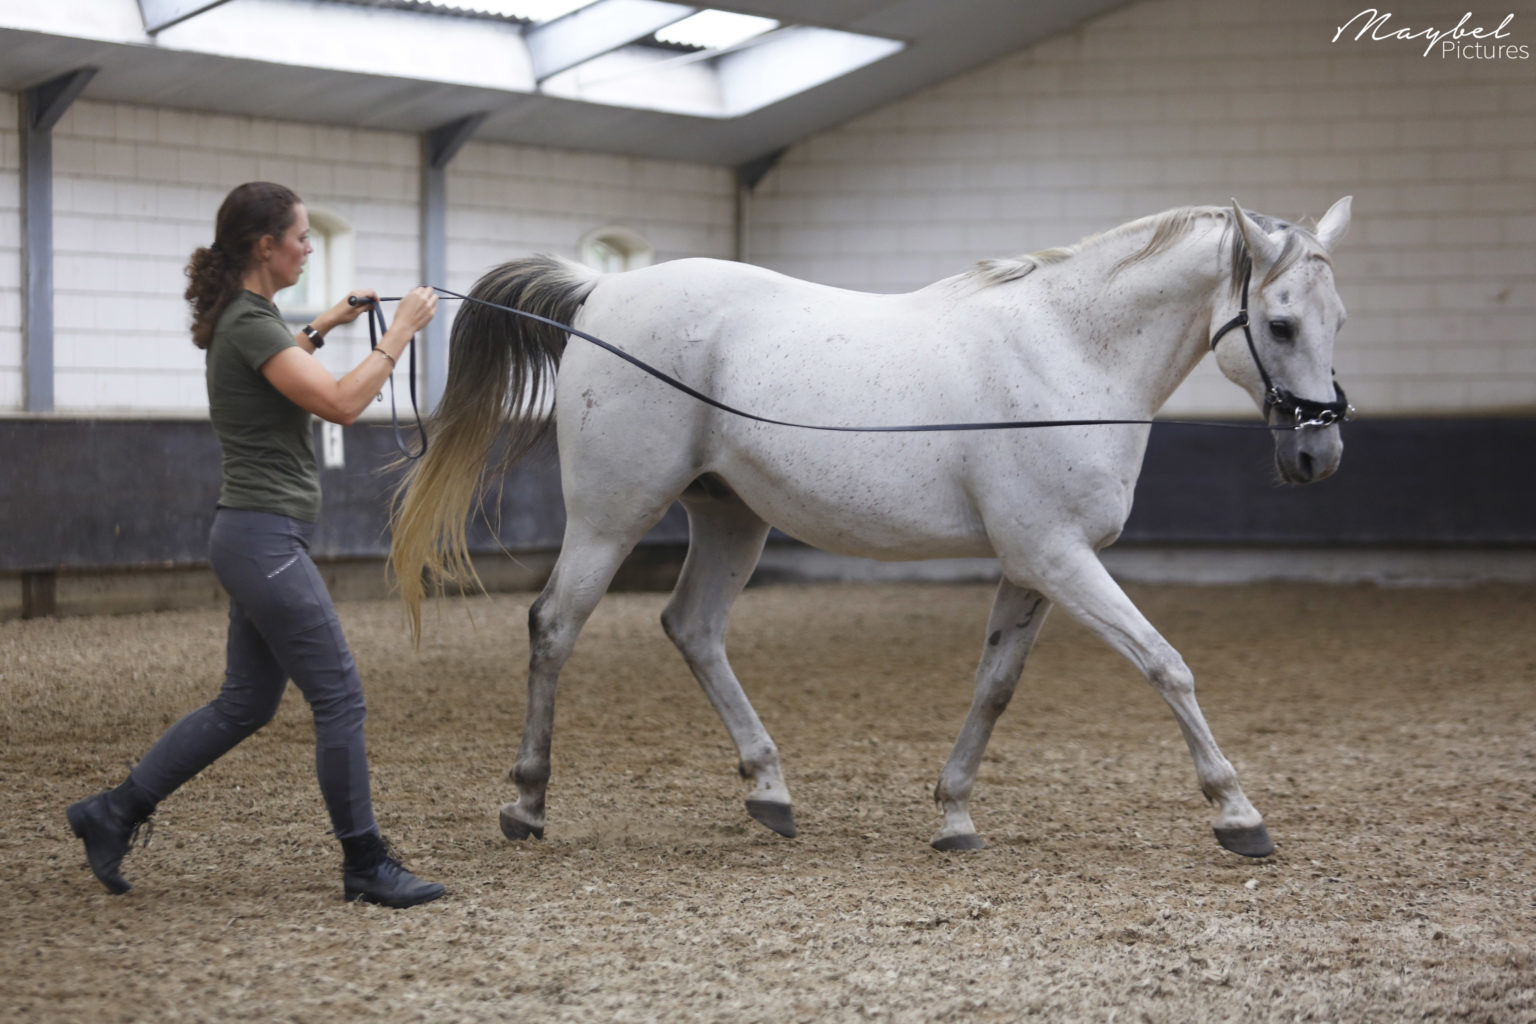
<box><xmin>932</xmin><ymin>580</ymin><xmax>1052</xmax><ymax>850</ymax></box>
<box><xmin>1019</xmin><ymin>545</ymin><xmax>1272</xmax><ymax>857</ymax></box>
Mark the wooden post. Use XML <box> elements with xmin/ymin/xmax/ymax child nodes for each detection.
<box><xmin>21</xmin><ymin>571</ymin><xmax>58</xmax><ymax>619</ymax></box>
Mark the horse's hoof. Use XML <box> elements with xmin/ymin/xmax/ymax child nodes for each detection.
<box><xmin>1214</xmin><ymin>823</ymin><xmax>1274</xmax><ymax>858</ymax></box>
<box><xmin>931</xmin><ymin>833</ymin><xmax>985</xmax><ymax>852</ymax></box>
<box><xmin>745</xmin><ymin>799</ymin><xmax>798</xmax><ymax>838</ymax></box>
<box><xmin>499</xmin><ymin>804</ymin><xmax>545</xmax><ymax>841</ymax></box>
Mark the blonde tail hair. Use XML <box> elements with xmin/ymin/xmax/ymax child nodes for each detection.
<box><xmin>389</xmin><ymin>255</ymin><xmax>599</xmax><ymax>640</ymax></box>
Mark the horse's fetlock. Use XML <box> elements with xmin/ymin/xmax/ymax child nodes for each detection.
<box><xmin>934</xmin><ymin>771</ymin><xmax>969</xmax><ymax>808</ymax></box>
<box><xmin>513</xmin><ymin>762</ymin><xmax>551</xmax><ymax>789</ymax></box>
<box><xmin>738</xmin><ymin>751</ymin><xmax>776</xmax><ymax>779</ymax></box>
<box><xmin>1201</xmin><ymin>768</ymin><xmax>1240</xmax><ymax>804</ymax></box>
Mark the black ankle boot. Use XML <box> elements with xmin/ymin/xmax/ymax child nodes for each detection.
<box><xmin>341</xmin><ymin>832</ymin><xmax>444</xmax><ymax>909</ymax></box>
<box><xmin>66</xmin><ymin>781</ymin><xmax>156</xmax><ymax>895</ymax></box>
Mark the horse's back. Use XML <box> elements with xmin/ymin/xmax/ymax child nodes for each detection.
<box><xmin>572</xmin><ymin>259</ymin><xmax>1002</xmax><ymax>419</ymax></box>
<box><xmin>577</xmin><ymin>258</ymin><xmax>907</xmax><ymax>347</ymax></box>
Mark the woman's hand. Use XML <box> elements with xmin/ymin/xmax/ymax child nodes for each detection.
<box><xmin>317</xmin><ymin>289</ymin><xmax>379</xmax><ymax>331</ymax></box>
<box><xmin>392</xmin><ymin>286</ymin><xmax>439</xmax><ymax>336</ymax></box>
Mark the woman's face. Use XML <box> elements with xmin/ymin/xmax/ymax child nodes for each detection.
<box><xmin>266</xmin><ymin>204</ymin><xmax>312</xmax><ymax>290</ymax></box>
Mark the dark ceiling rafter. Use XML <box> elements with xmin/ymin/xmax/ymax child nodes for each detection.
<box><xmin>24</xmin><ymin>66</ymin><xmax>97</xmax><ymax>132</ymax></box>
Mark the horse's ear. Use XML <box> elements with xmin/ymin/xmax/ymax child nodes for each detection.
<box><xmin>1230</xmin><ymin>199</ymin><xmax>1283</xmax><ymax>270</ymax></box>
<box><xmin>1315</xmin><ymin>195</ymin><xmax>1352</xmax><ymax>253</ymax></box>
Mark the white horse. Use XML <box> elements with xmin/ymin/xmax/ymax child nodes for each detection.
<box><xmin>391</xmin><ymin>198</ymin><xmax>1353</xmax><ymax>858</ymax></box>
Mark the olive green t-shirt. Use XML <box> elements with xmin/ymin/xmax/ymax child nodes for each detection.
<box><xmin>206</xmin><ymin>291</ymin><xmax>321</xmax><ymax>522</ymax></box>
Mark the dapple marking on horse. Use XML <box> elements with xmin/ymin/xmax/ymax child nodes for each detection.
<box><xmin>390</xmin><ymin>198</ymin><xmax>1353</xmax><ymax>858</ymax></box>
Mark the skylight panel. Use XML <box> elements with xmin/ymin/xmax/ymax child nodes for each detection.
<box><xmin>542</xmin><ymin>22</ymin><xmax>903</xmax><ymax>119</ymax></box>
<box><xmin>217</xmin><ymin>0</ymin><xmax>904</xmax><ymax>121</ymax></box>
<box><xmin>654</xmin><ymin>9</ymin><xmax>777</xmax><ymax>51</ymax></box>
<box><xmin>386</xmin><ymin>0</ymin><xmax>597</xmax><ymax>21</ymax></box>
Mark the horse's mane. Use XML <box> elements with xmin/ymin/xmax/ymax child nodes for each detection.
<box><xmin>964</xmin><ymin>205</ymin><xmax>1326</xmax><ymax>298</ymax></box>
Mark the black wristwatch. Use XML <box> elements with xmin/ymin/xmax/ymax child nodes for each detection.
<box><xmin>302</xmin><ymin>324</ymin><xmax>325</xmax><ymax>349</ymax></box>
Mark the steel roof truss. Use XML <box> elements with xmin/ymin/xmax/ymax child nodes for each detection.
<box><xmin>526</xmin><ymin>0</ymin><xmax>695</xmax><ymax>82</ymax></box>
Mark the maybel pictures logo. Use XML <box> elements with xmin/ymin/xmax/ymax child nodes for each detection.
<box><xmin>1333</xmin><ymin>9</ymin><xmax>1530</xmax><ymax>59</ymax></box>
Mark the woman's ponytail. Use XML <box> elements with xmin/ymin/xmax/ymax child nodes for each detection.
<box><xmin>185</xmin><ymin>242</ymin><xmax>243</xmax><ymax>350</ymax></box>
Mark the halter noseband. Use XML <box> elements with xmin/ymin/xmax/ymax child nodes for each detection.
<box><xmin>1210</xmin><ymin>266</ymin><xmax>1354</xmax><ymax>430</ymax></box>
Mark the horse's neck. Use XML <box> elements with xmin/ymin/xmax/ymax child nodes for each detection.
<box><xmin>1038</xmin><ymin>224</ymin><xmax>1229</xmax><ymax>416</ymax></box>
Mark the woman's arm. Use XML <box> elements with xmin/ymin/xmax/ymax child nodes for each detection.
<box><xmin>261</xmin><ymin>287</ymin><xmax>438</xmax><ymax>426</ymax></box>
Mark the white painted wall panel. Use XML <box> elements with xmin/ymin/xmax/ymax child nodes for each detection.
<box><xmin>747</xmin><ymin>0</ymin><xmax>1536</xmax><ymax>416</ymax></box>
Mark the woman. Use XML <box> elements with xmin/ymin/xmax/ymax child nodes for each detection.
<box><xmin>67</xmin><ymin>182</ymin><xmax>444</xmax><ymax>908</ymax></box>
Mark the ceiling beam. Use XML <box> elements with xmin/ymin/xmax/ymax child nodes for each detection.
<box><xmin>137</xmin><ymin>0</ymin><xmax>233</xmax><ymax>35</ymax></box>
<box><xmin>735</xmin><ymin>146</ymin><xmax>786</xmax><ymax>191</ymax></box>
<box><xmin>526</xmin><ymin>0</ymin><xmax>695</xmax><ymax>83</ymax></box>
<box><xmin>21</xmin><ymin>68</ymin><xmax>100</xmax><ymax>415</ymax></box>
<box><xmin>424</xmin><ymin>112</ymin><xmax>488</xmax><ymax>170</ymax></box>
<box><xmin>25</xmin><ymin>67</ymin><xmax>97</xmax><ymax>133</ymax></box>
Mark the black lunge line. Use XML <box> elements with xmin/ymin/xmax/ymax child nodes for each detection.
<box><xmin>352</xmin><ymin>295</ymin><xmax>427</xmax><ymax>459</ymax></box>
<box><xmin>360</xmin><ymin>279</ymin><xmax>1352</xmax><ymax>444</ymax></box>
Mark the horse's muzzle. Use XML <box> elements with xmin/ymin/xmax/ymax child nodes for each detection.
<box><xmin>1274</xmin><ymin>423</ymin><xmax>1343</xmax><ymax>484</ymax></box>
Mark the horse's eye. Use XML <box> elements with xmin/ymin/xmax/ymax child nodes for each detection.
<box><xmin>1268</xmin><ymin>320</ymin><xmax>1295</xmax><ymax>342</ymax></box>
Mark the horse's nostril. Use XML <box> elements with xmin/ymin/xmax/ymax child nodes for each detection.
<box><xmin>1297</xmin><ymin>451</ymin><xmax>1316</xmax><ymax>480</ymax></box>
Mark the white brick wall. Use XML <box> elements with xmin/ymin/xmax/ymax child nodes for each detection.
<box><xmin>447</xmin><ymin>140</ymin><xmax>733</xmax><ymax>294</ymax></box>
<box><xmin>0</xmin><ymin>95</ymin><xmax>20</xmax><ymax>410</ymax></box>
<box><xmin>746</xmin><ymin>0</ymin><xmax>1536</xmax><ymax>417</ymax></box>
<box><xmin>3</xmin><ymin>99</ymin><xmax>732</xmax><ymax>416</ymax></box>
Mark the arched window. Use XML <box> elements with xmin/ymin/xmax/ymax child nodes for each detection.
<box><xmin>579</xmin><ymin>226</ymin><xmax>653</xmax><ymax>273</ymax></box>
<box><xmin>276</xmin><ymin>207</ymin><xmax>355</xmax><ymax>318</ymax></box>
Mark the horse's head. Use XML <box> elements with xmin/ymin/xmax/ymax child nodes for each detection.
<box><xmin>1216</xmin><ymin>197</ymin><xmax>1352</xmax><ymax>484</ymax></box>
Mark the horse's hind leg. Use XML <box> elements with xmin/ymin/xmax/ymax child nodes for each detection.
<box><xmin>660</xmin><ymin>486</ymin><xmax>795</xmax><ymax>837</ymax></box>
<box><xmin>1017</xmin><ymin>545</ymin><xmax>1272</xmax><ymax>857</ymax></box>
<box><xmin>932</xmin><ymin>579</ymin><xmax>1053</xmax><ymax>851</ymax></box>
<box><xmin>501</xmin><ymin>518</ymin><xmax>655</xmax><ymax>842</ymax></box>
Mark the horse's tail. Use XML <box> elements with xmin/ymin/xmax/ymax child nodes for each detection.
<box><xmin>390</xmin><ymin>255</ymin><xmax>599</xmax><ymax>639</ymax></box>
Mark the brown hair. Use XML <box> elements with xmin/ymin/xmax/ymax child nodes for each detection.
<box><xmin>184</xmin><ymin>182</ymin><xmax>302</xmax><ymax>349</ymax></box>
